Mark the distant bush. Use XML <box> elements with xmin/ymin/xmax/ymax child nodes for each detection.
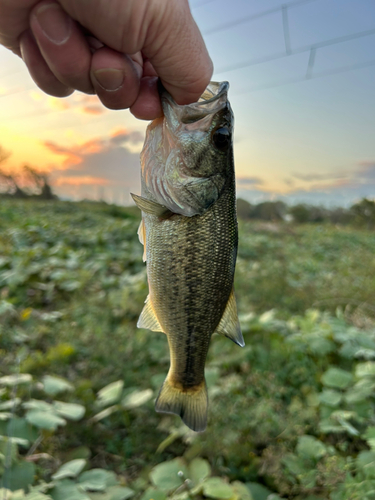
<box><xmin>238</xmin><ymin>198</ymin><xmax>375</xmax><ymax>227</ymax></box>
<box><xmin>236</xmin><ymin>198</ymin><xmax>253</xmax><ymax>219</ymax></box>
<box><xmin>0</xmin><ymin>164</ymin><xmax>57</xmax><ymax>200</ymax></box>
<box><xmin>237</xmin><ymin>199</ymin><xmax>287</xmax><ymax>221</ymax></box>
<box><xmin>350</xmin><ymin>198</ymin><xmax>375</xmax><ymax>228</ymax></box>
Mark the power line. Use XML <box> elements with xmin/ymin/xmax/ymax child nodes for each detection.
<box><xmin>282</xmin><ymin>4</ymin><xmax>292</xmax><ymax>55</ymax></box>
<box><xmin>203</xmin><ymin>0</ymin><xmax>318</xmax><ymax>36</ymax></box>
<box><xmin>234</xmin><ymin>58</ymin><xmax>375</xmax><ymax>95</ymax></box>
<box><xmin>215</xmin><ymin>27</ymin><xmax>375</xmax><ymax>74</ymax></box>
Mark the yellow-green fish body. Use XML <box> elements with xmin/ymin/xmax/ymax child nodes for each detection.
<box><xmin>132</xmin><ymin>82</ymin><xmax>243</xmax><ymax>432</ymax></box>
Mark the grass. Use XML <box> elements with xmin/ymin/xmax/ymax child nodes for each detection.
<box><xmin>1</xmin><ymin>198</ymin><xmax>375</xmax><ymax>499</ymax></box>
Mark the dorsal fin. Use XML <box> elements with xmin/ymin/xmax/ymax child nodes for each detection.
<box><xmin>137</xmin><ymin>295</ymin><xmax>165</xmax><ymax>333</ymax></box>
<box><xmin>215</xmin><ymin>288</ymin><xmax>244</xmax><ymax>347</ymax></box>
<box><xmin>131</xmin><ymin>193</ymin><xmax>173</xmax><ymax>219</ymax></box>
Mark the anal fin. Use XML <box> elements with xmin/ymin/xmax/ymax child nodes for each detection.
<box><xmin>215</xmin><ymin>288</ymin><xmax>244</xmax><ymax>347</ymax></box>
<box><xmin>131</xmin><ymin>193</ymin><xmax>173</xmax><ymax>219</ymax></box>
<box><xmin>137</xmin><ymin>295</ymin><xmax>164</xmax><ymax>333</ymax></box>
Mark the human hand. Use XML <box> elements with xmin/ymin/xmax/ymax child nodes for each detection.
<box><xmin>0</xmin><ymin>0</ymin><xmax>213</xmax><ymax>119</ymax></box>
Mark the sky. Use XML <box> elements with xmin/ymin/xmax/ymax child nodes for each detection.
<box><xmin>0</xmin><ymin>0</ymin><xmax>374</xmax><ymax>206</ymax></box>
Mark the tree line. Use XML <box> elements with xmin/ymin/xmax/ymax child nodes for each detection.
<box><xmin>0</xmin><ymin>146</ymin><xmax>56</xmax><ymax>200</ymax></box>
<box><xmin>237</xmin><ymin>197</ymin><xmax>375</xmax><ymax>228</ymax></box>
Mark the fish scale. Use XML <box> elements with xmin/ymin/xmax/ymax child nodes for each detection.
<box><xmin>132</xmin><ymin>81</ymin><xmax>243</xmax><ymax>431</ymax></box>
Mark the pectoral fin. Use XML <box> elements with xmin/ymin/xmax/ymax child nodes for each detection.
<box><xmin>137</xmin><ymin>218</ymin><xmax>147</xmax><ymax>262</ymax></box>
<box><xmin>131</xmin><ymin>193</ymin><xmax>173</xmax><ymax>219</ymax></box>
<box><xmin>137</xmin><ymin>295</ymin><xmax>165</xmax><ymax>333</ymax></box>
<box><xmin>215</xmin><ymin>288</ymin><xmax>244</xmax><ymax>347</ymax></box>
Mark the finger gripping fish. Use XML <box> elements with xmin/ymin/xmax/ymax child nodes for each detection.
<box><xmin>132</xmin><ymin>81</ymin><xmax>243</xmax><ymax>432</ymax></box>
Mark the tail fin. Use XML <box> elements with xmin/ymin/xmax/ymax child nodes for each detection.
<box><xmin>155</xmin><ymin>377</ymin><xmax>208</xmax><ymax>432</ymax></box>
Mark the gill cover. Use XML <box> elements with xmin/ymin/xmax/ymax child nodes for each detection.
<box><xmin>140</xmin><ymin>81</ymin><xmax>233</xmax><ymax>216</ymax></box>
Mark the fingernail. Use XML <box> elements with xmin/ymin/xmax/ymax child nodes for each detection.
<box><xmin>93</xmin><ymin>69</ymin><xmax>124</xmax><ymax>91</ymax></box>
<box><xmin>35</xmin><ymin>3</ymin><xmax>71</xmax><ymax>45</ymax></box>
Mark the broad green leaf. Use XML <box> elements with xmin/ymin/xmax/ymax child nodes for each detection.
<box><xmin>60</xmin><ymin>280</ymin><xmax>81</xmax><ymax>291</ymax></box>
<box><xmin>344</xmin><ymin>384</ymin><xmax>374</xmax><ymax>404</ymax></box>
<box><xmin>6</xmin><ymin>417</ymin><xmax>39</xmax><ymax>443</ymax></box>
<box><xmin>282</xmin><ymin>454</ymin><xmax>307</xmax><ymax>476</ymax></box>
<box><xmin>96</xmin><ymin>381</ymin><xmax>124</xmax><ymax>408</ymax></box>
<box><xmin>356</xmin><ymin>362</ymin><xmax>375</xmax><ymax>379</ymax></box>
<box><xmin>52</xmin><ymin>459</ymin><xmax>87</xmax><ymax>480</ymax></box>
<box><xmin>245</xmin><ymin>483</ymin><xmax>273</xmax><ymax>500</ymax></box>
<box><xmin>0</xmin><ymin>489</ymin><xmax>13</xmax><ymax>500</ymax></box>
<box><xmin>321</xmin><ymin>368</ymin><xmax>353</xmax><ymax>389</ymax></box>
<box><xmin>1</xmin><ymin>460</ymin><xmax>36</xmax><ymax>491</ymax></box>
<box><xmin>308</xmin><ymin>337</ymin><xmax>335</xmax><ymax>356</ymax></box>
<box><xmin>0</xmin><ymin>399</ymin><xmax>21</xmax><ymax>411</ymax></box>
<box><xmin>140</xmin><ymin>488</ymin><xmax>166</xmax><ymax>500</ymax></box>
<box><xmin>23</xmin><ymin>400</ymin><xmax>54</xmax><ymax>412</ymax></box>
<box><xmin>49</xmin><ymin>479</ymin><xmax>90</xmax><ymax>500</ymax></box>
<box><xmin>25</xmin><ymin>492</ymin><xmax>52</xmax><ymax>500</ymax></box>
<box><xmin>363</xmin><ymin>427</ymin><xmax>375</xmax><ymax>449</ymax></box>
<box><xmin>53</xmin><ymin>401</ymin><xmax>85</xmax><ymax>421</ymax></box>
<box><xmin>150</xmin><ymin>458</ymin><xmax>188</xmax><ymax>492</ymax></box>
<box><xmin>202</xmin><ymin>477</ymin><xmax>234</xmax><ymax>499</ymax></box>
<box><xmin>189</xmin><ymin>457</ymin><xmax>211</xmax><ymax>486</ymax></box>
<box><xmin>121</xmin><ymin>389</ymin><xmax>153</xmax><ymax>410</ymax></box>
<box><xmin>299</xmin><ymin>469</ymin><xmax>317</xmax><ymax>489</ymax></box>
<box><xmin>0</xmin><ymin>412</ymin><xmax>12</xmax><ymax>420</ymax></box>
<box><xmin>0</xmin><ymin>435</ymin><xmax>29</xmax><ymax>447</ymax></box>
<box><xmin>231</xmin><ymin>481</ymin><xmax>253</xmax><ymax>500</ymax></box>
<box><xmin>318</xmin><ymin>389</ymin><xmax>341</xmax><ymax>407</ymax></box>
<box><xmin>319</xmin><ymin>419</ymin><xmax>344</xmax><ymax>434</ymax></box>
<box><xmin>0</xmin><ymin>300</ymin><xmax>16</xmax><ymax>317</ymax></box>
<box><xmin>356</xmin><ymin>451</ymin><xmax>375</xmax><ymax>478</ymax></box>
<box><xmin>26</xmin><ymin>410</ymin><xmax>66</xmax><ymax>430</ymax></box>
<box><xmin>336</xmin><ymin>416</ymin><xmax>360</xmax><ymax>436</ymax></box>
<box><xmin>0</xmin><ymin>374</ymin><xmax>32</xmax><ymax>386</ymax></box>
<box><xmin>90</xmin><ymin>405</ymin><xmax>119</xmax><ymax>423</ymax></box>
<box><xmin>0</xmin><ymin>437</ymin><xmax>18</xmax><ymax>463</ymax></box>
<box><xmin>78</xmin><ymin>469</ymin><xmax>116</xmax><ymax>491</ymax></box>
<box><xmin>296</xmin><ymin>435</ymin><xmax>327</xmax><ymax>460</ymax></box>
<box><xmin>42</xmin><ymin>375</ymin><xmax>74</xmax><ymax>396</ymax></box>
<box><xmin>107</xmin><ymin>486</ymin><xmax>134</xmax><ymax>500</ymax></box>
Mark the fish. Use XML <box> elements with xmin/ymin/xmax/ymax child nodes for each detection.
<box><xmin>131</xmin><ymin>81</ymin><xmax>243</xmax><ymax>432</ymax></box>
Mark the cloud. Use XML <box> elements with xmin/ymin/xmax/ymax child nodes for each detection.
<box><xmin>357</xmin><ymin>162</ymin><xmax>375</xmax><ymax>181</ymax></box>
<box><xmin>236</xmin><ymin>176</ymin><xmax>264</xmax><ymax>186</ymax></box>
<box><xmin>48</xmin><ymin>97</ymin><xmax>70</xmax><ymax>111</ymax></box>
<box><xmin>44</xmin><ymin>129</ymin><xmax>143</xmax><ymax>201</ymax></box>
<box><xmin>80</xmin><ymin>105</ymin><xmax>106</xmax><ymax>115</ymax></box>
<box><xmin>110</xmin><ymin>128</ymin><xmax>144</xmax><ymax>146</ymax></box>
<box><xmin>54</xmin><ymin>175</ymin><xmax>110</xmax><ymax>186</ymax></box>
<box><xmin>238</xmin><ymin>161</ymin><xmax>375</xmax><ymax>207</ymax></box>
<box><xmin>292</xmin><ymin>171</ymin><xmax>349</xmax><ymax>182</ymax></box>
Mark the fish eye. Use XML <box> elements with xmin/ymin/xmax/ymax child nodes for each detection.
<box><xmin>212</xmin><ymin>127</ymin><xmax>231</xmax><ymax>151</ymax></box>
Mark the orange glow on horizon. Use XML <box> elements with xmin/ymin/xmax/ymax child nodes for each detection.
<box><xmin>53</xmin><ymin>175</ymin><xmax>110</xmax><ymax>186</ymax></box>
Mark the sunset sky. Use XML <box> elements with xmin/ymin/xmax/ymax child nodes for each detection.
<box><xmin>0</xmin><ymin>0</ymin><xmax>374</xmax><ymax>206</ymax></box>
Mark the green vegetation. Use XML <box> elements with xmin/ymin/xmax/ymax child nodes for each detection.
<box><xmin>1</xmin><ymin>198</ymin><xmax>375</xmax><ymax>499</ymax></box>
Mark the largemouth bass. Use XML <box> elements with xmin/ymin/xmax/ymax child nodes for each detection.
<box><xmin>131</xmin><ymin>81</ymin><xmax>243</xmax><ymax>432</ymax></box>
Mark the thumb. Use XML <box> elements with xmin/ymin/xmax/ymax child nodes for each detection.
<box><xmin>57</xmin><ymin>0</ymin><xmax>213</xmax><ymax>104</ymax></box>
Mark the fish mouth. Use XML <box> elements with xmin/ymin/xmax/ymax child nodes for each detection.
<box><xmin>161</xmin><ymin>81</ymin><xmax>230</xmax><ymax>126</ymax></box>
